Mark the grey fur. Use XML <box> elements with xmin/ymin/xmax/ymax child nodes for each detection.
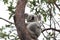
<box><xmin>25</xmin><ymin>14</ymin><xmax>41</xmax><ymax>39</ymax></box>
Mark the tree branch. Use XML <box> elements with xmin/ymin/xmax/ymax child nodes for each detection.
<box><xmin>0</xmin><ymin>17</ymin><xmax>14</xmax><ymax>24</ymax></box>
<box><xmin>42</xmin><ymin>28</ymin><xmax>60</xmax><ymax>33</ymax></box>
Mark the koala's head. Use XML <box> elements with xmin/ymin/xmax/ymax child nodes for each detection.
<box><xmin>24</xmin><ymin>13</ymin><xmax>41</xmax><ymax>22</ymax></box>
<box><xmin>27</xmin><ymin>15</ymin><xmax>37</xmax><ymax>22</ymax></box>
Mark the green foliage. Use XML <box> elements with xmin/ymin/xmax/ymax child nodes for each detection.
<box><xmin>43</xmin><ymin>14</ymin><xmax>47</xmax><ymax>22</ymax></box>
<box><xmin>3</xmin><ymin>0</ymin><xmax>8</xmax><ymax>4</ymax></box>
<box><xmin>0</xmin><ymin>0</ymin><xmax>17</xmax><ymax>40</ymax></box>
<box><xmin>0</xmin><ymin>26</ymin><xmax>8</xmax><ymax>39</ymax></box>
<box><xmin>28</xmin><ymin>0</ymin><xmax>59</xmax><ymax>22</ymax></box>
<box><xmin>5</xmin><ymin>24</ymin><xmax>11</xmax><ymax>27</ymax></box>
<box><xmin>0</xmin><ymin>32</ymin><xmax>8</xmax><ymax>38</ymax></box>
<box><xmin>3</xmin><ymin>0</ymin><xmax>15</xmax><ymax>19</ymax></box>
<box><xmin>8</xmin><ymin>1</ymin><xmax>15</xmax><ymax>19</ymax></box>
<box><xmin>0</xmin><ymin>25</ymin><xmax>18</xmax><ymax>40</ymax></box>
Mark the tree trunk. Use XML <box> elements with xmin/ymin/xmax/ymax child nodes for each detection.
<box><xmin>14</xmin><ymin>0</ymin><xmax>31</xmax><ymax>40</ymax></box>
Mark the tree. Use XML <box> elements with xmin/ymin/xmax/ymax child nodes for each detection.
<box><xmin>0</xmin><ymin>0</ymin><xmax>60</xmax><ymax>40</ymax></box>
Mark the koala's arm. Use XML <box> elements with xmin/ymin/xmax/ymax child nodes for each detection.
<box><xmin>24</xmin><ymin>13</ymin><xmax>28</xmax><ymax>19</ymax></box>
<box><xmin>27</xmin><ymin>22</ymin><xmax>41</xmax><ymax>39</ymax></box>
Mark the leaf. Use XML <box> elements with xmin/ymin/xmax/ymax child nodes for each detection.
<box><xmin>44</xmin><ymin>16</ymin><xmax>46</xmax><ymax>22</ymax></box>
<box><xmin>30</xmin><ymin>7</ymin><xmax>34</xmax><ymax>12</ymax></box>
<box><xmin>10</xmin><ymin>35</ymin><xmax>15</xmax><ymax>37</ymax></box>
<box><xmin>53</xmin><ymin>6</ymin><xmax>56</xmax><ymax>14</ymax></box>
<box><xmin>37</xmin><ymin>0</ymin><xmax>39</xmax><ymax>3</ymax></box>
<box><xmin>58</xmin><ymin>0</ymin><xmax>60</xmax><ymax>2</ymax></box>
<box><xmin>9</xmin><ymin>12</ymin><xmax>14</xmax><ymax>19</ymax></box>
<box><xmin>0</xmin><ymin>33</ymin><xmax>8</xmax><ymax>38</ymax></box>
<box><xmin>5</xmin><ymin>25</ymin><xmax>11</xmax><ymax>27</ymax></box>
<box><xmin>8</xmin><ymin>1</ymin><xmax>15</xmax><ymax>13</ymax></box>
<box><xmin>33</xmin><ymin>0</ymin><xmax>36</xmax><ymax>6</ymax></box>
<box><xmin>58</xmin><ymin>14</ymin><xmax>60</xmax><ymax>16</ymax></box>
<box><xmin>3</xmin><ymin>0</ymin><xmax>8</xmax><ymax>4</ymax></box>
<box><xmin>43</xmin><ymin>13</ymin><xmax>47</xmax><ymax>22</ymax></box>
<box><xmin>41</xmin><ymin>0</ymin><xmax>45</xmax><ymax>4</ymax></box>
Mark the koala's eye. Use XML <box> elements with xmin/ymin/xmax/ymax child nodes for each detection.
<box><xmin>31</xmin><ymin>16</ymin><xmax>34</xmax><ymax>20</ymax></box>
<box><xmin>37</xmin><ymin>27</ymin><xmax>39</xmax><ymax>28</ymax></box>
<box><xmin>37</xmin><ymin>26</ymin><xmax>40</xmax><ymax>29</ymax></box>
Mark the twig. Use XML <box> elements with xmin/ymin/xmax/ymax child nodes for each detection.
<box><xmin>53</xmin><ymin>17</ymin><xmax>60</xmax><ymax>27</ymax></box>
<box><xmin>55</xmin><ymin>3</ymin><xmax>60</xmax><ymax>10</ymax></box>
<box><xmin>0</xmin><ymin>17</ymin><xmax>14</xmax><ymax>24</ymax></box>
<box><xmin>41</xmin><ymin>21</ymin><xmax>50</xmax><ymax>38</ymax></box>
<box><xmin>52</xmin><ymin>17</ymin><xmax>56</xmax><ymax>40</ymax></box>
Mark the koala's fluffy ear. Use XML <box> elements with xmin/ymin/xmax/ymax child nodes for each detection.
<box><xmin>37</xmin><ymin>14</ymin><xmax>41</xmax><ymax>21</ymax></box>
<box><xmin>24</xmin><ymin>13</ymin><xmax>28</xmax><ymax>19</ymax></box>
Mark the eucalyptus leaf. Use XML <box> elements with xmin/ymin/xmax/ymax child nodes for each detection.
<box><xmin>3</xmin><ymin>0</ymin><xmax>8</xmax><ymax>4</ymax></box>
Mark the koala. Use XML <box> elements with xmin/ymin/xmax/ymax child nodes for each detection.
<box><xmin>14</xmin><ymin>13</ymin><xmax>41</xmax><ymax>40</ymax></box>
<box><xmin>25</xmin><ymin>13</ymin><xmax>41</xmax><ymax>39</ymax></box>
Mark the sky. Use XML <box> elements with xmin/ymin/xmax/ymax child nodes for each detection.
<box><xmin>0</xmin><ymin>1</ymin><xmax>10</xmax><ymax>27</ymax></box>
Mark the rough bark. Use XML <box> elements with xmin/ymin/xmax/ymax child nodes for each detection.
<box><xmin>14</xmin><ymin>0</ymin><xmax>31</xmax><ymax>40</ymax></box>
